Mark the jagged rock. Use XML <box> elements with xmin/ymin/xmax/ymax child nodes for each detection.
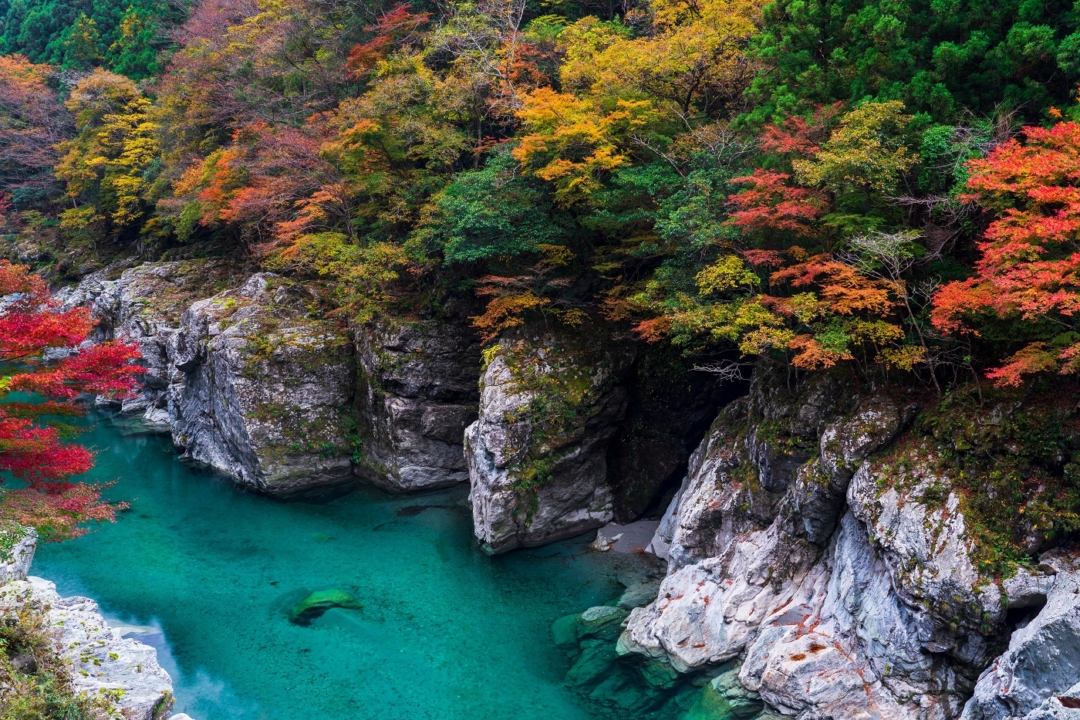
<box><xmin>351</xmin><ymin>314</ymin><xmax>480</xmax><ymax>491</ymax></box>
<box><xmin>739</xmin><ymin>511</ymin><xmax>967</xmax><ymax>719</ymax></box>
<box><xmin>653</xmin><ymin>362</ymin><xmax>862</xmax><ymax>572</ymax></box>
<box><xmin>848</xmin><ymin>446</ymin><xmax>1007</xmax><ymax>667</ymax></box>
<box><xmin>623</xmin><ymin>368</ymin><xmax>858</xmax><ymax>671</ymax></box>
<box><xmin>622</xmin><ymin>363</ymin><xmax>992</xmax><ymax>718</ymax></box>
<box><xmin>168</xmin><ymin>273</ymin><xmax>358</xmax><ymax>496</ymax></box>
<box><xmin>1019</xmin><ymin>684</ymin><xmax>1080</xmax><ymax>720</ymax></box>
<box><xmin>0</xmin><ymin>578</ymin><xmax>175</xmax><ymax>720</ymax></box>
<box><xmin>58</xmin><ymin>259</ymin><xmax>245</xmax><ymax>426</ymax></box>
<box><xmin>962</xmin><ymin>567</ymin><xmax>1080</xmax><ymax>720</ymax></box>
<box><xmin>465</xmin><ymin>328</ymin><xmax>634</xmax><ymax>553</ymax></box>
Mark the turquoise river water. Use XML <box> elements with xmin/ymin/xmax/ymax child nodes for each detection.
<box><xmin>32</xmin><ymin>410</ymin><xmax>629</xmax><ymax>720</ymax></box>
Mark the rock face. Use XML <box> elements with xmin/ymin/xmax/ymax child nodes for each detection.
<box><xmin>604</xmin><ymin>344</ymin><xmax>732</xmax><ymax>521</ymax></box>
<box><xmin>169</xmin><ymin>273</ymin><xmax>357</xmax><ymax>496</ymax></box>
<box><xmin>0</xmin><ymin>529</ymin><xmax>175</xmax><ymax>720</ymax></box>
<box><xmin>351</xmin><ymin>314</ymin><xmax>481</xmax><ymax>491</ymax></box>
<box><xmin>59</xmin><ymin>260</ymin><xmax>494</xmax><ymax>498</ymax></box>
<box><xmin>617</xmin><ymin>361</ymin><xmax>1080</xmax><ymax>719</ymax></box>
<box><xmin>57</xmin><ymin>259</ymin><xmax>245</xmax><ymax>427</ymax></box>
<box><xmin>465</xmin><ymin>328</ymin><xmax>634</xmax><ymax>553</ymax></box>
<box><xmin>962</xmin><ymin>558</ymin><xmax>1080</xmax><ymax>720</ymax></box>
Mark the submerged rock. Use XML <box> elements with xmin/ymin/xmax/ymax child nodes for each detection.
<box><xmin>287</xmin><ymin>589</ymin><xmax>364</xmax><ymax>626</ymax></box>
<box><xmin>168</xmin><ymin>273</ymin><xmax>358</xmax><ymax>496</ymax></box>
<box><xmin>351</xmin><ymin>313</ymin><xmax>481</xmax><ymax>491</ymax></box>
<box><xmin>465</xmin><ymin>327</ymin><xmax>634</xmax><ymax>553</ymax></box>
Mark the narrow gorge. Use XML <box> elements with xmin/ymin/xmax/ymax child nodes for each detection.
<box><xmin>4</xmin><ymin>0</ymin><xmax>1080</xmax><ymax>716</ymax></box>
<box><xmin>5</xmin><ymin>257</ymin><xmax>1076</xmax><ymax>719</ymax></box>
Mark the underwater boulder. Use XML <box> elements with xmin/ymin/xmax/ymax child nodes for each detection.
<box><xmin>288</xmin><ymin>589</ymin><xmax>364</xmax><ymax>626</ymax></box>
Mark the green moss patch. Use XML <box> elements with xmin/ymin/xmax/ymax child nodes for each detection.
<box><xmin>872</xmin><ymin>380</ymin><xmax>1080</xmax><ymax>575</ymax></box>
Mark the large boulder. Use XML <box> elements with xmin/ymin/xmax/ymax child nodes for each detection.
<box><xmin>351</xmin><ymin>313</ymin><xmax>480</xmax><ymax>491</ymax></box>
<box><xmin>465</xmin><ymin>327</ymin><xmax>634</xmax><ymax>553</ymax></box>
<box><xmin>168</xmin><ymin>273</ymin><xmax>358</xmax><ymax>496</ymax></box>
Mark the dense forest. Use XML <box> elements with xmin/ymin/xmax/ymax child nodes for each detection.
<box><xmin>3</xmin><ymin>0</ymin><xmax>1080</xmax><ymax>391</ymax></box>
<box><xmin>8</xmin><ymin>1</ymin><xmax>1080</xmax><ymax>718</ymax></box>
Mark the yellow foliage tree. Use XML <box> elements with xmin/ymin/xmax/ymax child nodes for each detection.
<box><xmin>513</xmin><ymin>88</ymin><xmax>655</xmax><ymax>203</ymax></box>
<box><xmin>793</xmin><ymin>100</ymin><xmax>916</xmax><ymax>195</ymax></box>
<box><xmin>54</xmin><ymin>69</ymin><xmax>159</xmax><ymax>232</ymax></box>
<box><xmin>558</xmin><ymin>0</ymin><xmax>761</xmax><ymax>115</ymax></box>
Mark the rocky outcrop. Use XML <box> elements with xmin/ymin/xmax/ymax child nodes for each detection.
<box><xmin>168</xmin><ymin>273</ymin><xmax>357</xmax><ymax>496</ymax></box>
<box><xmin>616</xmin><ymin>361</ymin><xmax>1078</xmax><ymax>719</ymax></box>
<box><xmin>465</xmin><ymin>328</ymin><xmax>635</xmax><ymax>553</ymax></box>
<box><xmin>962</xmin><ymin>556</ymin><xmax>1080</xmax><ymax>720</ymax></box>
<box><xmin>57</xmin><ymin>259</ymin><xmax>246</xmax><ymax>427</ymax></box>
<box><xmin>0</xmin><ymin>529</ymin><xmax>176</xmax><ymax>720</ymax></box>
<box><xmin>351</xmin><ymin>314</ymin><xmax>480</xmax><ymax>491</ymax></box>
<box><xmin>609</xmin><ymin>363</ymin><xmax>1080</xmax><ymax>719</ymax></box>
<box><xmin>59</xmin><ymin>259</ymin><xmax>489</xmax><ymax>498</ymax></box>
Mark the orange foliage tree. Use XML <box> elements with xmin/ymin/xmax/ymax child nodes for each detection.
<box><xmin>932</xmin><ymin>121</ymin><xmax>1080</xmax><ymax>386</ymax></box>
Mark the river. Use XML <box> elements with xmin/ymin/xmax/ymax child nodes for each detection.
<box><xmin>32</xmin><ymin>410</ymin><xmax>627</xmax><ymax>720</ymax></box>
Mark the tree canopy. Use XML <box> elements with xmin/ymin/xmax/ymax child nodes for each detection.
<box><xmin>3</xmin><ymin>0</ymin><xmax>1080</xmax><ymax>390</ymax></box>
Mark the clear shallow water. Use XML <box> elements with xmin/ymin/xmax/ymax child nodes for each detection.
<box><xmin>32</xmin><ymin>412</ymin><xmax>624</xmax><ymax>720</ymax></box>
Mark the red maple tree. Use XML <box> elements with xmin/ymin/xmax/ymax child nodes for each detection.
<box><xmin>931</xmin><ymin>121</ymin><xmax>1080</xmax><ymax>386</ymax></box>
<box><xmin>0</xmin><ymin>261</ymin><xmax>141</xmax><ymax>540</ymax></box>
